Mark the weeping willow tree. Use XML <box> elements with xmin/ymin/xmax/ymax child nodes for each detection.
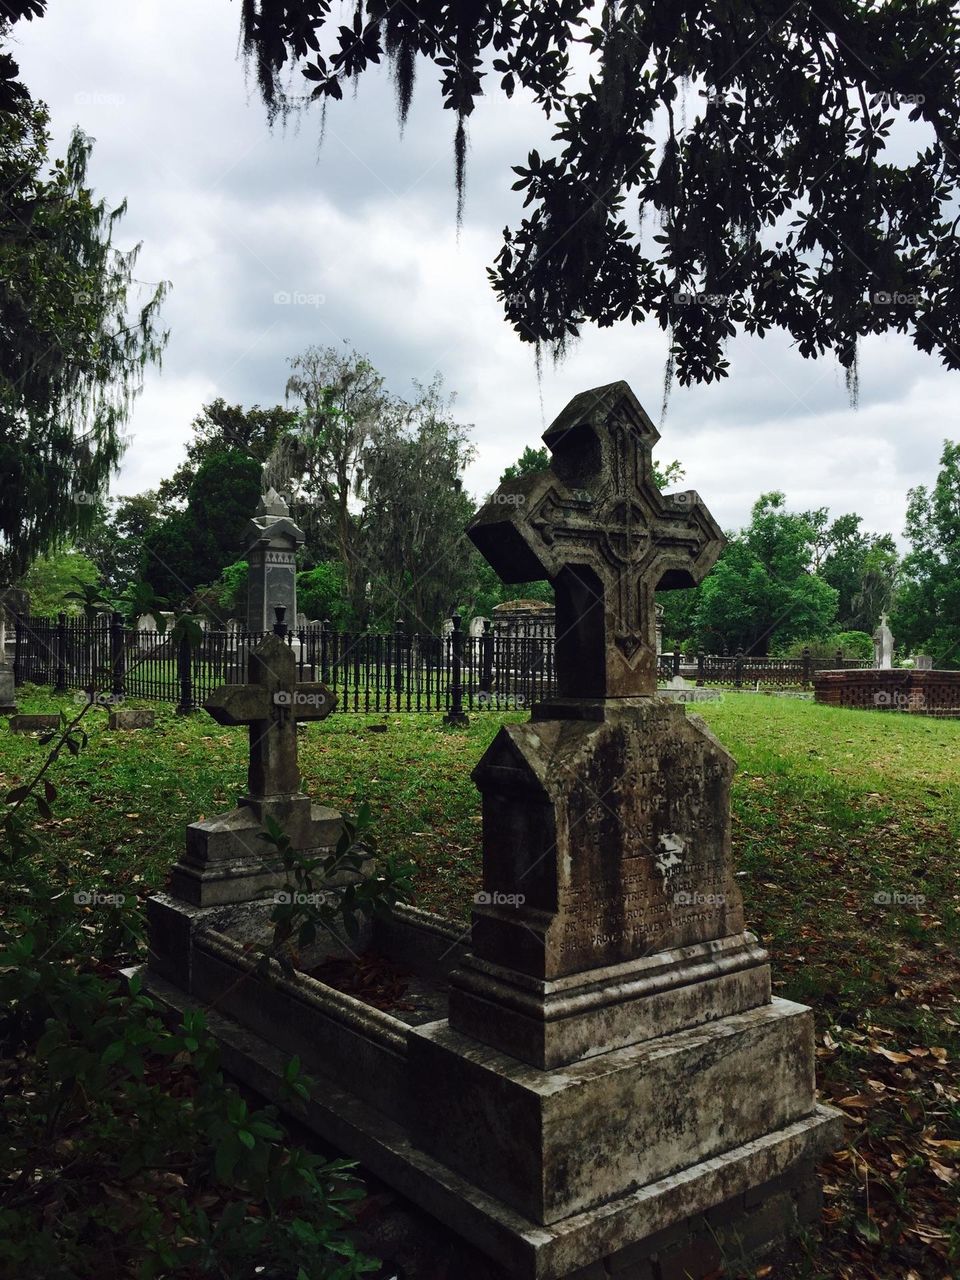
<box><xmin>240</xmin><ymin>1</ymin><xmax>960</xmax><ymax>394</ymax></box>
<box><xmin>0</xmin><ymin>47</ymin><xmax>168</xmax><ymax>583</ymax></box>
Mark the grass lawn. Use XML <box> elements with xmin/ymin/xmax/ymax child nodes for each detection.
<box><xmin>2</xmin><ymin>687</ymin><xmax>959</xmax><ymax>1278</ymax></box>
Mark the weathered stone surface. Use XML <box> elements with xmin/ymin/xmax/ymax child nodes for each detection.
<box><xmin>449</xmin><ymin>933</ymin><xmax>771</xmax><ymax>1068</ymax></box>
<box><xmin>171</xmin><ymin>801</ymin><xmax>342</xmax><ymax>905</ymax></box>
<box><xmin>9</xmin><ymin>713</ymin><xmax>59</xmax><ymax>733</ymax></box>
<box><xmin>164</xmin><ymin>633</ymin><xmax>341</xmax><ymax>905</ymax></box>
<box><xmin>108</xmin><ymin>708</ymin><xmax>156</xmax><ymax>729</ymax></box>
<box><xmin>204</xmin><ymin>635</ymin><xmax>334</xmax><ymax>803</ymax></box>
<box><xmin>246</xmin><ymin>488</ymin><xmax>304</xmax><ymax>632</ymax></box>
<box><xmin>410</xmin><ymin>999</ymin><xmax>819</xmax><ymax>1225</ymax></box>
<box><xmin>137</xmin><ymin>965</ymin><xmax>844</xmax><ymax>1280</ymax></box>
<box><xmin>0</xmin><ymin>666</ymin><xmax>16</xmax><ymax>713</ymax></box>
<box><xmin>466</xmin><ymin>700</ymin><xmax>743</xmax><ymax>984</ymax></box>
<box><xmin>468</xmin><ymin>382</ymin><xmax>723</xmax><ymax>699</ymax></box>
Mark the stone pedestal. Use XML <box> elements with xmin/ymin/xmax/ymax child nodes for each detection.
<box><xmin>170</xmin><ymin>795</ymin><xmax>343</xmax><ymax>906</ymax></box>
<box><xmin>413</xmin><ymin>694</ymin><xmax>841</xmax><ymax>1255</ymax></box>
<box><xmin>0</xmin><ymin>665</ymin><xmax>16</xmax><ymax>714</ymax></box>
<box><xmin>246</xmin><ymin>489</ymin><xmax>304</xmax><ymax>633</ymax></box>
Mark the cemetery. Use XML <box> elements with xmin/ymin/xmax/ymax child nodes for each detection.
<box><xmin>3</xmin><ymin>6</ymin><xmax>960</xmax><ymax>1280</ymax></box>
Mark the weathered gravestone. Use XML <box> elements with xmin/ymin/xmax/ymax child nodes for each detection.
<box><xmin>407</xmin><ymin>381</ymin><xmax>842</xmax><ymax>1271</ymax></box>
<box><xmin>246</xmin><ymin>489</ymin><xmax>303</xmax><ymax>633</ymax></box>
<box><xmin>108</xmin><ymin>709</ymin><xmax>156</xmax><ymax>730</ymax></box>
<box><xmin>142</xmin><ymin>383</ymin><xmax>841</xmax><ymax>1280</ymax></box>
<box><xmin>873</xmin><ymin>611</ymin><xmax>894</xmax><ymax>669</ymax></box>
<box><xmin>168</xmin><ymin>635</ymin><xmax>339</xmax><ymax>906</ymax></box>
<box><xmin>9</xmin><ymin>714</ymin><xmax>60</xmax><ymax>734</ymax></box>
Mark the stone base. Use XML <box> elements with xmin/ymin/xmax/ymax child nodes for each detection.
<box><xmin>448</xmin><ymin>932</ymin><xmax>771</xmax><ymax>1068</ymax></box>
<box><xmin>170</xmin><ymin>798</ymin><xmax>342</xmax><ymax>905</ymax></box>
<box><xmin>137</xmin><ymin>969</ymin><xmax>842</xmax><ymax>1280</ymax></box>
<box><xmin>410</xmin><ymin>999</ymin><xmax>821</xmax><ymax>1225</ymax></box>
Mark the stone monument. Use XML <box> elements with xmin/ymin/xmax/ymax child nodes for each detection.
<box><xmin>142</xmin><ymin>382</ymin><xmax>841</xmax><ymax>1280</ymax></box>
<box><xmin>415</xmin><ymin>380</ymin><xmax>842</xmax><ymax>1271</ymax></box>
<box><xmin>246</xmin><ymin>489</ymin><xmax>303</xmax><ymax>633</ymax></box>
<box><xmin>166</xmin><ymin>634</ymin><xmax>340</xmax><ymax>907</ymax></box>
<box><xmin>0</xmin><ymin>588</ymin><xmax>27</xmax><ymax>714</ymax></box>
<box><xmin>873</xmin><ymin>611</ymin><xmax>894</xmax><ymax>669</ymax></box>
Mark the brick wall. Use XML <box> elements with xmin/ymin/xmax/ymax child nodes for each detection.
<box><xmin>813</xmin><ymin>669</ymin><xmax>960</xmax><ymax>718</ymax></box>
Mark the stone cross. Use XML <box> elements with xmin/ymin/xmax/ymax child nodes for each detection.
<box><xmin>469</xmin><ymin>381</ymin><xmax>723</xmax><ymax>698</ymax></box>
<box><xmin>873</xmin><ymin>611</ymin><xmax>894</xmax><ymax>670</ymax></box>
<box><xmin>205</xmin><ymin>634</ymin><xmax>333</xmax><ymax>817</ymax></box>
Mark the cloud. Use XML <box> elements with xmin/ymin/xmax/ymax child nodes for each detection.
<box><xmin>14</xmin><ymin>1</ymin><xmax>960</xmax><ymax>548</ymax></box>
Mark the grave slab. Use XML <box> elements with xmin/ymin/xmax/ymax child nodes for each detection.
<box><xmin>9</xmin><ymin>713</ymin><xmax>59</xmax><ymax>733</ymax></box>
<box><xmin>108</xmin><ymin>708</ymin><xmax>156</xmax><ymax>729</ymax></box>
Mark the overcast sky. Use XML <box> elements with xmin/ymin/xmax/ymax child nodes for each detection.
<box><xmin>15</xmin><ymin>1</ymin><xmax>959</xmax><ymax>540</ymax></box>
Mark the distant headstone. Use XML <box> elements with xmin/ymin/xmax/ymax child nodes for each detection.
<box><xmin>0</xmin><ymin>667</ymin><xmax>16</xmax><ymax>714</ymax></box>
<box><xmin>245</xmin><ymin>489</ymin><xmax>304</xmax><ymax>633</ymax></box>
<box><xmin>10</xmin><ymin>714</ymin><xmax>59</xmax><ymax>734</ymax></box>
<box><xmin>912</xmin><ymin>652</ymin><xmax>933</xmax><ymax>671</ymax></box>
<box><xmin>168</xmin><ymin>634</ymin><xmax>339</xmax><ymax>905</ymax></box>
<box><xmin>873</xmin><ymin>611</ymin><xmax>894</xmax><ymax>669</ymax></box>
<box><xmin>108</xmin><ymin>709</ymin><xmax>156</xmax><ymax>730</ymax></box>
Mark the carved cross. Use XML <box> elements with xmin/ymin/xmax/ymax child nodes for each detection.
<box><xmin>204</xmin><ymin>634</ymin><xmax>335</xmax><ymax>808</ymax></box>
<box><xmin>469</xmin><ymin>382</ymin><xmax>724</xmax><ymax>699</ymax></box>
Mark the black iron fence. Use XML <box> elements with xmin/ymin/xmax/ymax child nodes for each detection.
<box><xmin>11</xmin><ymin>614</ymin><xmax>871</xmax><ymax>715</ymax></box>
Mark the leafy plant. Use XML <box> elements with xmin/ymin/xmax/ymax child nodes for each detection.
<box><xmin>261</xmin><ymin>803</ymin><xmax>414</xmax><ymax>972</ymax></box>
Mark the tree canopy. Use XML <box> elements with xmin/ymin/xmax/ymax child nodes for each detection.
<box><xmin>894</xmin><ymin>440</ymin><xmax>960</xmax><ymax>666</ymax></box>
<box><xmin>240</xmin><ymin>2</ymin><xmax>960</xmax><ymax>387</ymax></box>
<box><xmin>0</xmin><ymin>88</ymin><xmax>167</xmax><ymax>582</ymax></box>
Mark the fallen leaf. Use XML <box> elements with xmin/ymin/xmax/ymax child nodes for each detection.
<box><xmin>873</xmin><ymin>1046</ymin><xmax>912</xmax><ymax>1064</ymax></box>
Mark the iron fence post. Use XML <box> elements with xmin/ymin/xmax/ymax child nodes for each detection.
<box><xmin>110</xmin><ymin>611</ymin><xmax>126</xmax><ymax>699</ymax></box>
<box><xmin>175</xmin><ymin>631</ymin><xmax>194</xmax><ymax>716</ymax></box>
<box><xmin>13</xmin><ymin>618</ymin><xmax>23</xmax><ymax>686</ymax></box>
<box><xmin>443</xmin><ymin>613</ymin><xmax>469</xmax><ymax>726</ymax></box>
<box><xmin>734</xmin><ymin>647</ymin><xmax>744</xmax><ymax>689</ymax></box>
<box><xmin>697</xmin><ymin>649</ymin><xmax>705</xmax><ymax>687</ymax></box>
<box><xmin>320</xmin><ymin>619</ymin><xmax>331</xmax><ymax>684</ymax></box>
<box><xmin>479</xmin><ymin>619</ymin><xmax>493</xmax><ymax>703</ymax></box>
<box><xmin>54</xmin><ymin>612</ymin><xmax>69</xmax><ymax>693</ymax></box>
<box><xmin>394</xmin><ymin>619</ymin><xmax>404</xmax><ymax>698</ymax></box>
<box><xmin>802</xmin><ymin>646</ymin><xmax>812</xmax><ymax>686</ymax></box>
